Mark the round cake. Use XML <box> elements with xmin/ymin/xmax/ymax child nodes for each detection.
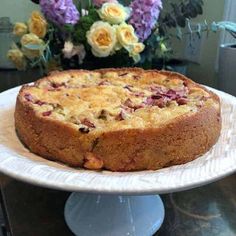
<box><xmin>15</xmin><ymin>68</ymin><xmax>221</xmax><ymax>171</ymax></box>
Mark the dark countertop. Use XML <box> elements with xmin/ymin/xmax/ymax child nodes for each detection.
<box><xmin>0</xmin><ymin>69</ymin><xmax>41</xmax><ymax>93</ymax></box>
<box><xmin>0</xmin><ymin>69</ymin><xmax>236</xmax><ymax>236</ymax></box>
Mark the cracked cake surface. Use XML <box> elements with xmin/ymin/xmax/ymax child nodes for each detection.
<box><xmin>15</xmin><ymin>68</ymin><xmax>221</xmax><ymax>171</ymax></box>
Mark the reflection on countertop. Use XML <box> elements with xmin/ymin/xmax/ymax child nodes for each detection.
<box><xmin>158</xmin><ymin>173</ymin><xmax>236</xmax><ymax>236</ymax></box>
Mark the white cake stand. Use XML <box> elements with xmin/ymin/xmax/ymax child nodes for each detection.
<box><xmin>0</xmin><ymin>86</ymin><xmax>236</xmax><ymax>236</ymax></box>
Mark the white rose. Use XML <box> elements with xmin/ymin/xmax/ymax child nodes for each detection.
<box><xmin>98</xmin><ymin>3</ymin><xmax>131</xmax><ymax>24</ymax></box>
<box><xmin>86</xmin><ymin>21</ymin><xmax>117</xmax><ymax>57</ymax></box>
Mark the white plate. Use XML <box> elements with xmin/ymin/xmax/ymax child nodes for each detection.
<box><xmin>0</xmin><ymin>86</ymin><xmax>236</xmax><ymax>195</ymax></box>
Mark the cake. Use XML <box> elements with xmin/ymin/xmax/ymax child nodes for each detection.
<box><xmin>15</xmin><ymin>68</ymin><xmax>221</xmax><ymax>171</ymax></box>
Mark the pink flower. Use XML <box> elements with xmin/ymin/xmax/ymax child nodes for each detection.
<box><xmin>93</xmin><ymin>0</ymin><xmax>118</xmax><ymax>7</ymax></box>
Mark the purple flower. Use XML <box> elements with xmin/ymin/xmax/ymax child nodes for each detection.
<box><xmin>39</xmin><ymin>0</ymin><xmax>80</xmax><ymax>25</ymax></box>
<box><xmin>129</xmin><ymin>0</ymin><xmax>162</xmax><ymax>42</ymax></box>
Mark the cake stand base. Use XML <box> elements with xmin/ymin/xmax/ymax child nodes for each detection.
<box><xmin>64</xmin><ymin>193</ymin><xmax>165</xmax><ymax>236</ymax></box>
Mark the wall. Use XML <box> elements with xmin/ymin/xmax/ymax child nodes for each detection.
<box><xmin>171</xmin><ymin>0</ymin><xmax>225</xmax><ymax>87</ymax></box>
<box><xmin>0</xmin><ymin>0</ymin><xmax>39</xmax><ymax>22</ymax></box>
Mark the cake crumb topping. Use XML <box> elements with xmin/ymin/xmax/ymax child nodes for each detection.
<box><xmin>21</xmin><ymin>70</ymin><xmax>215</xmax><ymax>133</ymax></box>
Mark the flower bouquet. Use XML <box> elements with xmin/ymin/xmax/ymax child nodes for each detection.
<box><xmin>7</xmin><ymin>0</ymin><xmax>206</xmax><ymax>73</ymax></box>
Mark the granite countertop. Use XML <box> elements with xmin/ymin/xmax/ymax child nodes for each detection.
<box><xmin>0</xmin><ymin>70</ymin><xmax>236</xmax><ymax>236</ymax></box>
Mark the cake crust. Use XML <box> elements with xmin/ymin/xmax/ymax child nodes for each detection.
<box><xmin>15</xmin><ymin>68</ymin><xmax>221</xmax><ymax>171</ymax></box>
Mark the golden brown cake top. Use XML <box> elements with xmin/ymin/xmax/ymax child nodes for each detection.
<box><xmin>19</xmin><ymin>68</ymin><xmax>219</xmax><ymax>134</ymax></box>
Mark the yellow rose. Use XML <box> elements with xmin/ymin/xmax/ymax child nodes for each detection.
<box><xmin>116</xmin><ymin>23</ymin><xmax>138</xmax><ymax>47</ymax></box>
<box><xmin>21</xmin><ymin>33</ymin><xmax>45</xmax><ymax>59</ymax></box>
<box><xmin>13</xmin><ymin>22</ymin><xmax>28</xmax><ymax>37</ymax></box>
<box><xmin>127</xmin><ymin>43</ymin><xmax>145</xmax><ymax>63</ymax></box>
<box><xmin>130</xmin><ymin>43</ymin><xmax>145</xmax><ymax>55</ymax></box>
<box><xmin>7</xmin><ymin>49</ymin><xmax>27</xmax><ymax>70</ymax></box>
<box><xmin>28</xmin><ymin>11</ymin><xmax>47</xmax><ymax>38</ymax></box>
<box><xmin>87</xmin><ymin>21</ymin><xmax>117</xmax><ymax>57</ymax></box>
<box><xmin>98</xmin><ymin>3</ymin><xmax>130</xmax><ymax>24</ymax></box>
<box><xmin>116</xmin><ymin>23</ymin><xmax>144</xmax><ymax>63</ymax></box>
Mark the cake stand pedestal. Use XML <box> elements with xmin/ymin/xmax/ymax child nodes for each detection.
<box><xmin>64</xmin><ymin>193</ymin><xmax>164</xmax><ymax>236</ymax></box>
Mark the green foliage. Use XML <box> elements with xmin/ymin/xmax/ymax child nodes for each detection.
<box><xmin>171</xmin><ymin>20</ymin><xmax>236</xmax><ymax>45</ymax></box>
<box><xmin>211</xmin><ymin>21</ymin><xmax>236</xmax><ymax>39</ymax></box>
<box><xmin>23</xmin><ymin>44</ymin><xmax>45</xmax><ymax>51</ymax></box>
<box><xmin>64</xmin><ymin>24</ymin><xmax>75</xmax><ymax>33</ymax></box>
<box><xmin>119</xmin><ymin>0</ymin><xmax>131</xmax><ymax>4</ymax></box>
<box><xmin>73</xmin><ymin>8</ymin><xmax>100</xmax><ymax>44</ymax></box>
<box><xmin>159</xmin><ymin>0</ymin><xmax>204</xmax><ymax>36</ymax></box>
<box><xmin>140</xmin><ymin>28</ymin><xmax>172</xmax><ymax>69</ymax></box>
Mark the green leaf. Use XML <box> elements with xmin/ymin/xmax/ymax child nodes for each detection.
<box><xmin>176</xmin><ymin>27</ymin><xmax>183</xmax><ymax>40</ymax></box>
<box><xmin>212</xmin><ymin>21</ymin><xmax>236</xmax><ymax>33</ymax></box>
<box><xmin>176</xmin><ymin>15</ymin><xmax>186</xmax><ymax>27</ymax></box>
<box><xmin>23</xmin><ymin>44</ymin><xmax>45</xmax><ymax>50</ymax></box>
<box><xmin>166</xmin><ymin>65</ymin><xmax>174</xmax><ymax>71</ymax></box>
<box><xmin>64</xmin><ymin>24</ymin><xmax>74</xmax><ymax>32</ymax></box>
<box><xmin>73</xmin><ymin>9</ymin><xmax>100</xmax><ymax>44</ymax></box>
